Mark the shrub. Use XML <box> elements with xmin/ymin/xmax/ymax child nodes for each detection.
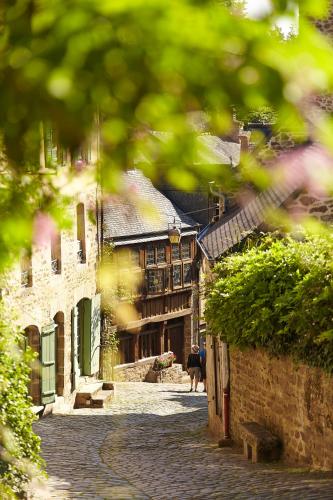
<box><xmin>0</xmin><ymin>309</ymin><xmax>43</xmax><ymax>497</ymax></box>
<box><xmin>205</xmin><ymin>233</ymin><xmax>333</xmax><ymax>372</ymax></box>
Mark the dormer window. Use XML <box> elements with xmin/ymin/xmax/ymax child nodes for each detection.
<box><xmin>76</xmin><ymin>203</ymin><xmax>86</xmax><ymax>263</ymax></box>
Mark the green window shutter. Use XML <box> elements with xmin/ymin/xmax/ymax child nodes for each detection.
<box><xmin>41</xmin><ymin>323</ymin><xmax>56</xmax><ymax>405</ymax></box>
<box><xmin>82</xmin><ymin>295</ymin><xmax>101</xmax><ymax>376</ymax></box>
<box><xmin>71</xmin><ymin>306</ymin><xmax>80</xmax><ymax>390</ymax></box>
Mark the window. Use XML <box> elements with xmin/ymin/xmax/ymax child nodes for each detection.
<box><xmin>118</xmin><ymin>333</ymin><xmax>133</xmax><ymax>364</ymax></box>
<box><xmin>172</xmin><ymin>243</ymin><xmax>180</xmax><ymax>261</ymax></box>
<box><xmin>146</xmin><ymin>245</ymin><xmax>155</xmax><ymax>266</ymax></box>
<box><xmin>156</xmin><ymin>244</ymin><xmax>166</xmax><ymax>263</ymax></box>
<box><xmin>76</xmin><ymin>203</ymin><xmax>86</xmax><ymax>263</ymax></box>
<box><xmin>139</xmin><ymin>331</ymin><xmax>159</xmax><ymax>359</ymax></box>
<box><xmin>131</xmin><ymin>248</ymin><xmax>140</xmax><ymax>267</ymax></box>
<box><xmin>115</xmin><ymin>247</ymin><xmax>140</xmax><ymax>270</ymax></box>
<box><xmin>116</xmin><ymin>250</ymin><xmax>128</xmax><ymax>267</ymax></box>
<box><xmin>51</xmin><ymin>232</ymin><xmax>61</xmax><ymax>274</ymax></box>
<box><xmin>172</xmin><ymin>264</ymin><xmax>182</xmax><ymax>288</ymax></box>
<box><xmin>44</xmin><ymin>124</ymin><xmax>58</xmax><ymax>167</ymax></box>
<box><xmin>181</xmin><ymin>240</ymin><xmax>191</xmax><ymax>260</ymax></box>
<box><xmin>21</xmin><ymin>249</ymin><xmax>32</xmax><ymax>287</ymax></box>
<box><xmin>183</xmin><ymin>263</ymin><xmax>192</xmax><ymax>284</ymax></box>
<box><xmin>146</xmin><ymin>269</ymin><xmax>164</xmax><ymax>294</ymax></box>
<box><xmin>72</xmin><ymin>141</ymin><xmax>93</xmax><ymax>167</ymax></box>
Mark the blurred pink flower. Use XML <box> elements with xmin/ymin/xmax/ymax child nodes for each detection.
<box><xmin>275</xmin><ymin>145</ymin><xmax>333</xmax><ymax>197</ymax></box>
<box><xmin>33</xmin><ymin>212</ymin><xmax>57</xmax><ymax>247</ymax></box>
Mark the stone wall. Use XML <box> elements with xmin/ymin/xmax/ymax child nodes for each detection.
<box><xmin>287</xmin><ymin>192</ymin><xmax>333</xmax><ymax>223</ymax></box>
<box><xmin>4</xmin><ymin>185</ymin><xmax>99</xmax><ymax>410</ymax></box>
<box><xmin>145</xmin><ymin>363</ymin><xmax>190</xmax><ymax>384</ymax></box>
<box><xmin>114</xmin><ymin>357</ymin><xmax>156</xmax><ymax>382</ymax></box>
<box><xmin>229</xmin><ymin>348</ymin><xmax>333</xmax><ymax>470</ymax></box>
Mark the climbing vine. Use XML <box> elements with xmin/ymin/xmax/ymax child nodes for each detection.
<box><xmin>205</xmin><ymin>233</ymin><xmax>333</xmax><ymax>372</ymax></box>
<box><xmin>0</xmin><ymin>307</ymin><xmax>44</xmax><ymax>497</ymax></box>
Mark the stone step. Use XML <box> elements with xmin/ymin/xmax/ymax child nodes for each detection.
<box><xmin>90</xmin><ymin>389</ymin><xmax>114</xmax><ymax>409</ymax></box>
<box><xmin>75</xmin><ymin>381</ymin><xmax>114</xmax><ymax>408</ymax></box>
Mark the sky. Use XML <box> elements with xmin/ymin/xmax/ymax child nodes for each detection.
<box><xmin>246</xmin><ymin>0</ymin><xmax>272</xmax><ymax>19</ymax></box>
<box><xmin>246</xmin><ymin>0</ymin><xmax>298</xmax><ymax>35</ymax></box>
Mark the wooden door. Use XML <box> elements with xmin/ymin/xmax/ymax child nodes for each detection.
<box><xmin>168</xmin><ymin>326</ymin><xmax>184</xmax><ymax>365</ymax></box>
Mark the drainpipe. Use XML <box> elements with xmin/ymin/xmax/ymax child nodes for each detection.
<box><xmin>223</xmin><ymin>388</ymin><xmax>230</xmax><ymax>440</ymax></box>
<box><xmin>219</xmin><ymin>342</ymin><xmax>232</xmax><ymax>446</ymax></box>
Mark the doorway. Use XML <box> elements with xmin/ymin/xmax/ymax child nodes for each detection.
<box><xmin>165</xmin><ymin>320</ymin><xmax>184</xmax><ymax>365</ymax></box>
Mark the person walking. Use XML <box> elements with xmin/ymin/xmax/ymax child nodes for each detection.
<box><xmin>187</xmin><ymin>344</ymin><xmax>201</xmax><ymax>392</ymax></box>
<box><xmin>199</xmin><ymin>341</ymin><xmax>207</xmax><ymax>392</ymax></box>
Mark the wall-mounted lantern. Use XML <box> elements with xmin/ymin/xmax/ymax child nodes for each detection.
<box><xmin>168</xmin><ymin>218</ymin><xmax>182</xmax><ymax>244</ymax></box>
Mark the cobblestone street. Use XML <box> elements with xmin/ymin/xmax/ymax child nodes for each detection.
<box><xmin>33</xmin><ymin>382</ymin><xmax>333</xmax><ymax>499</ymax></box>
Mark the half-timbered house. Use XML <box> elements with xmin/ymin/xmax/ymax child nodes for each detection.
<box><xmin>102</xmin><ymin>169</ymin><xmax>200</xmax><ymax>368</ymax></box>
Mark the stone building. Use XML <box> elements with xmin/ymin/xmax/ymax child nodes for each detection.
<box><xmin>196</xmin><ymin>2</ymin><xmax>333</xmax><ymax>459</ymax></box>
<box><xmin>101</xmin><ymin>169</ymin><xmax>200</xmax><ymax>378</ymax></box>
<box><xmin>2</xmin><ymin>129</ymin><xmax>101</xmax><ymax>413</ymax></box>
<box><xmin>198</xmin><ymin>136</ymin><xmax>333</xmax><ymax>461</ymax></box>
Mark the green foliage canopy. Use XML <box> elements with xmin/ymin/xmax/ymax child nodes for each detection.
<box><xmin>205</xmin><ymin>233</ymin><xmax>333</xmax><ymax>372</ymax></box>
<box><xmin>1</xmin><ymin>0</ymin><xmax>333</xmax><ymax>271</ymax></box>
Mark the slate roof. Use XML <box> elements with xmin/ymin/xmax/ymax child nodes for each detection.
<box><xmin>103</xmin><ymin>169</ymin><xmax>198</xmax><ymax>242</ymax></box>
<box><xmin>196</xmin><ymin>135</ymin><xmax>240</xmax><ymax>166</ymax></box>
<box><xmin>198</xmin><ymin>144</ymin><xmax>321</xmax><ymax>261</ymax></box>
<box><xmin>144</xmin><ymin>132</ymin><xmax>240</xmax><ymax>166</ymax></box>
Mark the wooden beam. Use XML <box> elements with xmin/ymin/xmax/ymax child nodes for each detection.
<box><xmin>121</xmin><ymin>308</ymin><xmax>192</xmax><ymax>330</ymax></box>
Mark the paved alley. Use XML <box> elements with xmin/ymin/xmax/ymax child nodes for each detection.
<box><xmin>32</xmin><ymin>382</ymin><xmax>333</xmax><ymax>499</ymax></box>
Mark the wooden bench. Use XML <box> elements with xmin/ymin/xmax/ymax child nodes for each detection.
<box><xmin>239</xmin><ymin>422</ymin><xmax>281</xmax><ymax>463</ymax></box>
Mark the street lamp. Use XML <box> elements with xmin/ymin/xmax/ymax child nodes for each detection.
<box><xmin>168</xmin><ymin>218</ymin><xmax>182</xmax><ymax>244</ymax></box>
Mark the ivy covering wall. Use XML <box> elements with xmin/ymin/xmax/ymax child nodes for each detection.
<box><xmin>0</xmin><ymin>309</ymin><xmax>43</xmax><ymax>498</ymax></box>
<box><xmin>205</xmin><ymin>234</ymin><xmax>333</xmax><ymax>372</ymax></box>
